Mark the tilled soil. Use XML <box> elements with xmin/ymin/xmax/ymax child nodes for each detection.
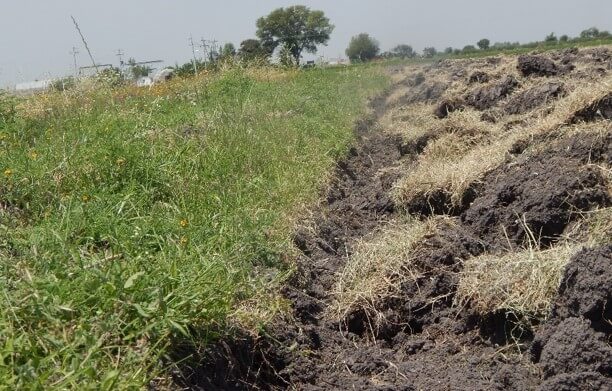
<box><xmin>179</xmin><ymin>48</ymin><xmax>612</xmax><ymax>390</ymax></box>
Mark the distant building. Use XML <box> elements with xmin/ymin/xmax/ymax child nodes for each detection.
<box><xmin>15</xmin><ymin>79</ymin><xmax>53</xmax><ymax>93</ymax></box>
<box><xmin>325</xmin><ymin>58</ymin><xmax>350</xmax><ymax>66</ymax></box>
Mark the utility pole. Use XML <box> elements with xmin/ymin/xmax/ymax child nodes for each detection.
<box><xmin>188</xmin><ymin>35</ymin><xmax>198</xmax><ymax>75</ymax></box>
<box><xmin>200</xmin><ymin>38</ymin><xmax>209</xmax><ymax>64</ymax></box>
<box><xmin>209</xmin><ymin>39</ymin><xmax>219</xmax><ymax>61</ymax></box>
<box><xmin>116</xmin><ymin>49</ymin><xmax>125</xmax><ymax>69</ymax></box>
<box><xmin>69</xmin><ymin>46</ymin><xmax>79</xmax><ymax>77</ymax></box>
<box><xmin>70</xmin><ymin>16</ymin><xmax>98</xmax><ymax>72</ymax></box>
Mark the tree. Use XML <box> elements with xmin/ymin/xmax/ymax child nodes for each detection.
<box><xmin>422</xmin><ymin>47</ymin><xmax>437</xmax><ymax>58</ymax></box>
<box><xmin>345</xmin><ymin>33</ymin><xmax>380</xmax><ymax>62</ymax></box>
<box><xmin>127</xmin><ymin>58</ymin><xmax>152</xmax><ymax>79</ymax></box>
<box><xmin>256</xmin><ymin>5</ymin><xmax>334</xmax><ymax>65</ymax></box>
<box><xmin>173</xmin><ymin>59</ymin><xmax>206</xmax><ymax>77</ymax></box>
<box><xmin>559</xmin><ymin>35</ymin><xmax>569</xmax><ymax>43</ymax></box>
<box><xmin>220</xmin><ymin>43</ymin><xmax>236</xmax><ymax>59</ymax></box>
<box><xmin>392</xmin><ymin>44</ymin><xmax>415</xmax><ymax>59</ymax></box>
<box><xmin>477</xmin><ymin>38</ymin><xmax>490</xmax><ymax>50</ymax></box>
<box><xmin>238</xmin><ymin>39</ymin><xmax>268</xmax><ymax>62</ymax></box>
<box><xmin>580</xmin><ymin>27</ymin><xmax>600</xmax><ymax>39</ymax></box>
<box><xmin>462</xmin><ymin>45</ymin><xmax>477</xmax><ymax>53</ymax></box>
<box><xmin>444</xmin><ymin>47</ymin><xmax>454</xmax><ymax>54</ymax></box>
<box><xmin>545</xmin><ymin>32</ymin><xmax>558</xmax><ymax>43</ymax></box>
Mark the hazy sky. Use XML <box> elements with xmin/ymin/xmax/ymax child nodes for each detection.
<box><xmin>1</xmin><ymin>0</ymin><xmax>611</xmax><ymax>86</ymax></box>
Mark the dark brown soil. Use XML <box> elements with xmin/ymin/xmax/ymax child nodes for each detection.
<box><xmin>434</xmin><ymin>98</ymin><xmax>464</xmax><ymax>118</ymax></box>
<box><xmin>517</xmin><ymin>55</ymin><xmax>569</xmax><ymax>77</ymax></box>
<box><xmin>465</xmin><ymin>76</ymin><xmax>519</xmax><ymax>110</ymax></box>
<box><xmin>398</xmin><ymin>81</ymin><xmax>449</xmax><ymax>106</ymax></box>
<box><xmin>504</xmin><ymin>82</ymin><xmax>565</xmax><ymax>114</ymax></box>
<box><xmin>531</xmin><ymin>246</ymin><xmax>612</xmax><ymax>388</ymax></box>
<box><xmin>461</xmin><ymin>136</ymin><xmax>611</xmax><ymax>249</ymax></box>
<box><xmin>180</xmin><ymin>49</ymin><xmax>612</xmax><ymax>390</ymax></box>
<box><xmin>571</xmin><ymin>92</ymin><xmax>612</xmax><ymax>122</ymax></box>
<box><xmin>468</xmin><ymin>70</ymin><xmax>490</xmax><ymax>84</ymax></box>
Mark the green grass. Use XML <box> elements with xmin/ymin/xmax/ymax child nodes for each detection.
<box><xmin>0</xmin><ymin>65</ymin><xmax>388</xmax><ymax>389</ymax></box>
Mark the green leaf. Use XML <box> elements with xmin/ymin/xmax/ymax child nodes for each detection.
<box><xmin>168</xmin><ymin>320</ymin><xmax>190</xmax><ymax>338</ymax></box>
<box><xmin>133</xmin><ymin>303</ymin><xmax>150</xmax><ymax>318</ymax></box>
<box><xmin>101</xmin><ymin>369</ymin><xmax>119</xmax><ymax>391</ymax></box>
<box><xmin>123</xmin><ymin>271</ymin><xmax>145</xmax><ymax>289</ymax></box>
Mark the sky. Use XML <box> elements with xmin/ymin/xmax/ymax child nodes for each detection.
<box><xmin>1</xmin><ymin>0</ymin><xmax>611</xmax><ymax>87</ymax></box>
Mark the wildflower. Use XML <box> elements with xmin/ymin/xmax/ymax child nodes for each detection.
<box><xmin>180</xmin><ymin>219</ymin><xmax>189</xmax><ymax>228</ymax></box>
<box><xmin>116</xmin><ymin>158</ymin><xmax>126</xmax><ymax>166</ymax></box>
<box><xmin>81</xmin><ymin>194</ymin><xmax>90</xmax><ymax>202</ymax></box>
<box><xmin>3</xmin><ymin>168</ymin><xmax>12</xmax><ymax>177</ymax></box>
<box><xmin>29</xmin><ymin>151</ymin><xmax>39</xmax><ymax>160</ymax></box>
<box><xmin>180</xmin><ymin>236</ymin><xmax>189</xmax><ymax>245</ymax></box>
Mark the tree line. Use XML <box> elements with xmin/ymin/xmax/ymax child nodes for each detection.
<box><xmin>346</xmin><ymin>26</ymin><xmax>612</xmax><ymax>62</ymax></box>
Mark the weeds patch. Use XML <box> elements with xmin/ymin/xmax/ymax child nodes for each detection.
<box><xmin>0</xmin><ymin>65</ymin><xmax>388</xmax><ymax>388</ymax></box>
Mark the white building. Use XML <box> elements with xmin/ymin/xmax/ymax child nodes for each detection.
<box><xmin>15</xmin><ymin>79</ymin><xmax>53</xmax><ymax>93</ymax></box>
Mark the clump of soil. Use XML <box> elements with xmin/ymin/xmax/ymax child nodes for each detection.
<box><xmin>531</xmin><ymin>246</ymin><xmax>612</xmax><ymax>387</ymax></box>
<box><xmin>461</xmin><ymin>134</ymin><xmax>611</xmax><ymax>249</ymax></box>
<box><xmin>399</xmin><ymin>81</ymin><xmax>448</xmax><ymax>105</ymax></box>
<box><xmin>517</xmin><ymin>55</ymin><xmax>566</xmax><ymax>77</ymax></box>
<box><xmin>580</xmin><ymin>47</ymin><xmax>612</xmax><ymax>65</ymax></box>
<box><xmin>434</xmin><ymin>98</ymin><xmax>464</xmax><ymax>118</ymax></box>
<box><xmin>398</xmin><ymin>131</ymin><xmax>437</xmax><ymax>156</ymax></box>
<box><xmin>468</xmin><ymin>70</ymin><xmax>490</xmax><ymax>84</ymax></box>
<box><xmin>504</xmin><ymin>82</ymin><xmax>565</xmax><ymax>114</ymax></box>
<box><xmin>540</xmin><ymin>372</ymin><xmax>612</xmax><ymax>391</ymax></box>
<box><xmin>571</xmin><ymin>92</ymin><xmax>612</xmax><ymax>122</ymax></box>
<box><xmin>550</xmin><ymin>245</ymin><xmax>612</xmax><ymax>329</ymax></box>
<box><xmin>465</xmin><ymin>75</ymin><xmax>519</xmax><ymax>110</ymax></box>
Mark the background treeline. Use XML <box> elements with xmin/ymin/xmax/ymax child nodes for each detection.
<box><xmin>345</xmin><ymin>26</ymin><xmax>612</xmax><ymax>63</ymax></box>
<box><xmin>383</xmin><ymin>26</ymin><xmax>612</xmax><ymax>60</ymax></box>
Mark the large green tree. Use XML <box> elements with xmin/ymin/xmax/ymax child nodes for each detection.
<box><xmin>256</xmin><ymin>5</ymin><xmax>334</xmax><ymax>65</ymax></box>
<box><xmin>238</xmin><ymin>39</ymin><xmax>268</xmax><ymax>62</ymax></box>
<box><xmin>477</xmin><ymin>38</ymin><xmax>490</xmax><ymax>50</ymax></box>
<box><xmin>345</xmin><ymin>33</ymin><xmax>380</xmax><ymax>62</ymax></box>
<box><xmin>422</xmin><ymin>47</ymin><xmax>437</xmax><ymax>58</ymax></box>
<box><xmin>392</xmin><ymin>44</ymin><xmax>415</xmax><ymax>59</ymax></box>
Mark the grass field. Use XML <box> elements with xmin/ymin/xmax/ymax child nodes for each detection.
<box><xmin>0</xmin><ymin>65</ymin><xmax>388</xmax><ymax>388</ymax></box>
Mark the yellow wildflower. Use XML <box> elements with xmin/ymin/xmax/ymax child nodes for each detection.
<box><xmin>180</xmin><ymin>219</ymin><xmax>189</xmax><ymax>228</ymax></box>
<box><xmin>180</xmin><ymin>236</ymin><xmax>189</xmax><ymax>245</ymax></box>
<box><xmin>81</xmin><ymin>194</ymin><xmax>90</xmax><ymax>202</ymax></box>
<box><xmin>3</xmin><ymin>168</ymin><xmax>12</xmax><ymax>177</ymax></box>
